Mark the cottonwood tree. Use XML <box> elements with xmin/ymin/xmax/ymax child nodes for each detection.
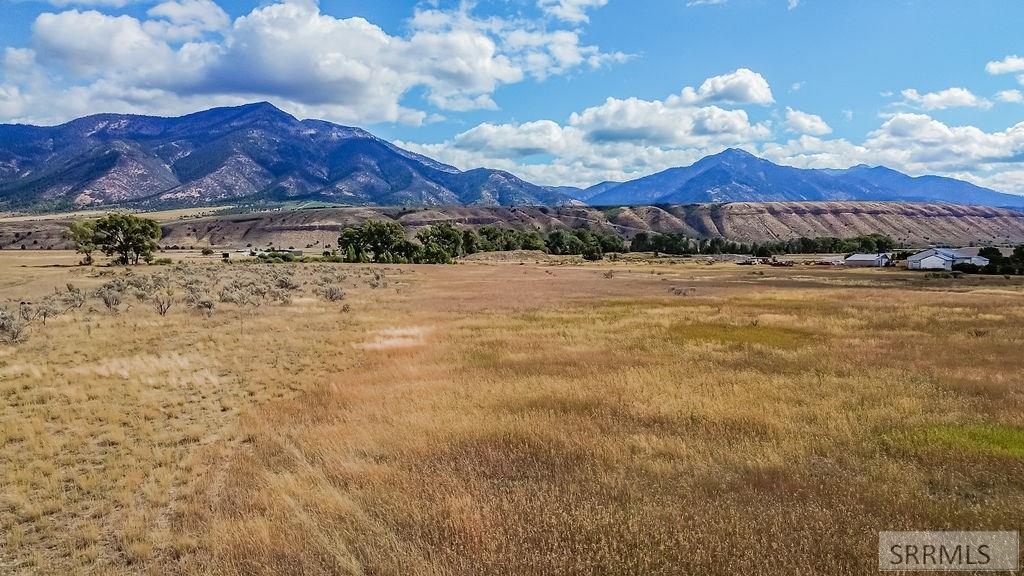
<box><xmin>338</xmin><ymin>220</ymin><xmax>407</xmax><ymax>263</ymax></box>
<box><xmin>338</xmin><ymin>228</ymin><xmax>367</xmax><ymax>263</ymax></box>
<box><xmin>361</xmin><ymin>220</ymin><xmax>407</xmax><ymax>262</ymax></box>
<box><xmin>416</xmin><ymin>223</ymin><xmax>464</xmax><ymax>260</ymax></box>
<box><xmin>93</xmin><ymin>214</ymin><xmax>161</xmax><ymax>265</ymax></box>
<box><xmin>67</xmin><ymin>220</ymin><xmax>98</xmax><ymax>265</ymax></box>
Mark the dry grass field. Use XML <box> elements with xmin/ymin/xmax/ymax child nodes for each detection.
<box><xmin>1</xmin><ymin>251</ymin><xmax>1022</xmax><ymax>575</ymax></box>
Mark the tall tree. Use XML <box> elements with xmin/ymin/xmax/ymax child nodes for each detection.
<box><xmin>93</xmin><ymin>214</ymin><xmax>161</xmax><ymax>265</ymax></box>
<box><xmin>416</xmin><ymin>223</ymin><xmax>464</xmax><ymax>260</ymax></box>
<box><xmin>338</xmin><ymin>228</ymin><xmax>367</xmax><ymax>263</ymax></box>
<box><xmin>66</xmin><ymin>220</ymin><xmax>98</xmax><ymax>265</ymax></box>
<box><xmin>360</xmin><ymin>220</ymin><xmax>407</xmax><ymax>263</ymax></box>
<box><xmin>339</xmin><ymin>220</ymin><xmax>407</xmax><ymax>263</ymax></box>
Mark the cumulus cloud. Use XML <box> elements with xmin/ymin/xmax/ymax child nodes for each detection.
<box><xmin>401</xmin><ymin>86</ymin><xmax>1024</xmax><ymax>194</ymax></box>
<box><xmin>997</xmin><ymin>89</ymin><xmax>1024</xmax><ymax>104</ymax></box>
<box><xmin>503</xmin><ymin>28</ymin><xmax>630</xmax><ymax>80</ymax></box>
<box><xmin>784</xmin><ymin>107</ymin><xmax>831</xmax><ymax>135</ymax></box>
<box><xmin>0</xmin><ymin>0</ymin><xmax>623</xmax><ymax>125</ymax></box>
<box><xmin>677</xmin><ymin>68</ymin><xmax>774</xmax><ymax>105</ymax></box>
<box><xmin>570</xmin><ymin>97</ymin><xmax>770</xmax><ymax>146</ymax></box>
<box><xmin>537</xmin><ymin>0</ymin><xmax>609</xmax><ymax>23</ymax></box>
<box><xmin>451</xmin><ymin>120</ymin><xmax>578</xmax><ymax>157</ymax></box>
<box><xmin>396</xmin><ymin>70</ymin><xmax>776</xmax><ymax>187</ymax></box>
<box><xmin>899</xmin><ymin>87</ymin><xmax>993</xmax><ymax>110</ymax></box>
<box><xmin>144</xmin><ymin>0</ymin><xmax>229</xmax><ymax>41</ymax></box>
<box><xmin>31</xmin><ymin>10</ymin><xmax>182</xmax><ymax>77</ymax></box>
<box><xmin>761</xmin><ymin>113</ymin><xmax>1024</xmax><ymax>192</ymax></box>
<box><xmin>986</xmin><ymin>55</ymin><xmax>1024</xmax><ymax>75</ymax></box>
<box><xmin>44</xmin><ymin>0</ymin><xmax>138</xmax><ymax>6</ymax></box>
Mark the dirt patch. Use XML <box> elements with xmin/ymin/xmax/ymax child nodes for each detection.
<box><xmin>357</xmin><ymin>327</ymin><xmax>432</xmax><ymax>350</ymax></box>
<box><xmin>461</xmin><ymin>250</ymin><xmax>554</xmax><ymax>263</ymax></box>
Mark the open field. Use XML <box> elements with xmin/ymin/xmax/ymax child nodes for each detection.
<box><xmin>1</xmin><ymin>252</ymin><xmax>1022</xmax><ymax>575</ymax></box>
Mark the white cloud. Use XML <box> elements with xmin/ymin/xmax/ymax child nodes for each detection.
<box><xmin>503</xmin><ymin>28</ymin><xmax>630</xmax><ymax>80</ymax></box>
<box><xmin>570</xmin><ymin>97</ymin><xmax>770</xmax><ymax>146</ymax></box>
<box><xmin>962</xmin><ymin>170</ymin><xmax>1024</xmax><ymax>195</ymax></box>
<box><xmin>784</xmin><ymin>107</ymin><xmax>831</xmax><ymax>135</ymax></box>
<box><xmin>761</xmin><ymin>113</ymin><xmax>1024</xmax><ymax>192</ymax></box>
<box><xmin>997</xmin><ymin>90</ymin><xmax>1024</xmax><ymax>104</ymax></box>
<box><xmin>986</xmin><ymin>55</ymin><xmax>1024</xmax><ymax>75</ymax></box>
<box><xmin>3</xmin><ymin>48</ymin><xmax>37</xmax><ymax>77</ymax></box>
<box><xmin>1</xmin><ymin>0</ymin><xmax>623</xmax><ymax>126</ymax></box>
<box><xmin>31</xmin><ymin>10</ymin><xmax>182</xmax><ymax>77</ymax></box>
<box><xmin>899</xmin><ymin>87</ymin><xmax>993</xmax><ymax>110</ymax></box>
<box><xmin>787</xmin><ymin>0</ymin><xmax>800</xmax><ymax>9</ymax></box>
<box><xmin>537</xmin><ymin>0</ymin><xmax>608</xmax><ymax>23</ymax></box>
<box><xmin>686</xmin><ymin>0</ymin><xmax>728</xmax><ymax>7</ymax></box>
<box><xmin>451</xmin><ymin>120</ymin><xmax>578</xmax><ymax>157</ymax></box>
<box><xmin>402</xmin><ymin>96</ymin><xmax>1024</xmax><ymax>193</ymax></box>
<box><xmin>396</xmin><ymin>70</ymin><xmax>776</xmax><ymax>187</ymax></box>
<box><xmin>678</xmin><ymin>68</ymin><xmax>774</xmax><ymax>105</ymax></box>
<box><xmin>44</xmin><ymin>0</ymin><xmax>138</xmax><ymax>6</ymax></box>
<box><xmin>144</xmin><ymin>0</ymin><xmax>229</xmax><ymax>41</ymax></box>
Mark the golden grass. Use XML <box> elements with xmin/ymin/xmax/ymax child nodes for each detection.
<box><xmin>0</xmin><ymin>256</ymin><xmax>1022</xmax><ymax>575</ymax></box>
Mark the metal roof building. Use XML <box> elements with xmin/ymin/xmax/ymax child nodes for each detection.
<box><xmin>907</xmin><ymin>248</ymin><xmax>990</xmax><ymax>271</ymax></box>
<box><xmin>844</xmin><ymin>253</ymin><xmax>892</xmax><ymax>267</ymax></box>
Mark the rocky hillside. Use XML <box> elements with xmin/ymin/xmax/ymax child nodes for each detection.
<box><xmin>7</xmin><ymin>201</ymin><xmax>1019</xmax><ymax>251</ymax></box>
<box><xmin>0</xmin><ymin>103</ymin><xmax>571</xmax><ymax>211</ymax></box>
<box><xmin>164</xmin><ymin>202</ymin><xmax>1024</xmax><ymax>248</ymax></box>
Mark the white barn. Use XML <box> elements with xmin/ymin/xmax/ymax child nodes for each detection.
<box><xmin>844</xmin><ymin>253</ymin><xmax>891</xmax><ymax>267</ymax></box>
<box><xmin>907</xmin><ymin>248</ymin><xmax>990</xmax><ymax>271</ymax></box>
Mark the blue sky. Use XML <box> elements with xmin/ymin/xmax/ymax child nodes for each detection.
<box><xmin>1</xmin><ymin>0</ymin><xmax>1022</xmax><ymax>192</ymax></box>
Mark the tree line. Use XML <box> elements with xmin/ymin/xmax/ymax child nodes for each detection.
<box><xmin>337</xmin><ymin>221</ymin><xmax>627</xmax><ymax>263</ymax></box>
<box><xmin>69</xmin><ymin>214</ymin><xmax>1019</xmax><ymax>272</ymax></box>
<box><xmin>631</xmin><ymin>232</ymin><xmax>899</xmax><ymax>257</ymax></box>
<box><xmin>954</xmin><ymin>246</ymin><xmax>1024</xmax><ymax>275</ymax></box>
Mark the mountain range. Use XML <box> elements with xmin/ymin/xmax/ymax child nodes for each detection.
<box><xmin>581</xmin><ymin>148</ymin><xmax>1024</xmax><ymax>208</ymax></box>
<box><xmin>1</xmin><ymin>102</ymin><xmax>1022</xmax><ymax>211</ymax></box>
<box><xmin>0</xmin><ymin>102</ymin><xmax>567</xmax><ymax>211</ymax></box>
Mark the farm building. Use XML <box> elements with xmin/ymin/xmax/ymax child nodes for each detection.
<box><xmin>844</xmin><ymin>253</ymin><xmax>891</xmax><ymax>267</ymax></box>
<box><xmin>907</xmin><ymin>248</ymin><xmax>990</xmax><ymax>271</ymax></box>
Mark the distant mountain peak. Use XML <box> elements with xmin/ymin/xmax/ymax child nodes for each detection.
<box><xmin>243</xmin><ymin>101</ymin><xmax>282</xmax><ymax>111</ymax></box>
<box><xmin>235</xmin><ymin>101</ymin><xmax>294</xmax><ymax>118</ymax></box>
<box><xmin>587</xmin><ymin>150</ymin><xmax>1024</xmax><ymax>209</ymax></box>
<box><xmin>716</xmin><ymin>147</ymin><xmax>757</xmax><ymax>159</ymax></box>
<box><xmin>2</xmin><ymin>104</ymin><xmax>1021</xmax><ymax>212</ymax></box>
<box><xmin>0</xmin><ymin>103</ymin><xmax>572</xmax><ymax>210</ymax></box>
